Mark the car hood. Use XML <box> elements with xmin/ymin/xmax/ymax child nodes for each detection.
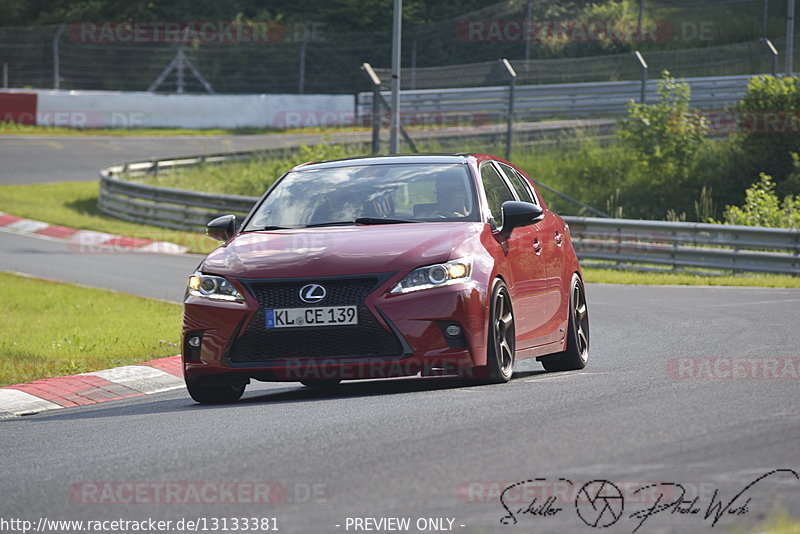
<box><xmin>201</xmin><ymin>222</ymin><xmax>482</xmax><ymax>279</ymax></box>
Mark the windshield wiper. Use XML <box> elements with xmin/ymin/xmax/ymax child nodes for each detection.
<box><xmin>304</xmin><ymin>218</ymin><xmax>418</xmax><ymax>228</ymax></box>
<box><xmin>354</xmin><ymin>217</ymin><xmax>418</xmax><ymax>225</ymax></box>
<box><xmin>303</xmin><ymin>221</ymin><xmax>360</xmax><ymax>228</ymax></box>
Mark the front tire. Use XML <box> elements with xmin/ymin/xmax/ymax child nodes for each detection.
<box><xmin>541</xmin><ymin>273</ymin><xmax>589</xmax><ymax>372</ymax></box>
<box><xmin>186</xmin><ymin>378</ymin><xmax>246</xmax><ymax>404</ymax></box>
<box><xmin>482</xmin><ymin>279</ymin><xmax>516</xmax><ymax>383</ymax></box>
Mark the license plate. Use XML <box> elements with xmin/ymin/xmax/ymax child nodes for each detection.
<box><xmin>265</xmin><ymin>306</ymin><xmax>358</xmax><ymax>328</ymax></box>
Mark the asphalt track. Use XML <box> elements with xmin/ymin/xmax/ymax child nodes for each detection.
<box><xmin>0</xmin><ymin>135</ymin><xmax>799</xmax><ymax>533</ymax></box>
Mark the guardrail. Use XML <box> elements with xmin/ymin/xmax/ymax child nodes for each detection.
<box><xmin>357</xmin><ymin>74</ymin><xmax>754</xmax><ymax>120</ymax></box>
<box><xmin>99</xmin><ymin>150</ymin><xmax>800</xmax><ymax>276</ymax></box>
<box><xmin>99</xmin><ymin>152</ymin><xmax>266</xmax><ymax>231</ymax></box>
<box><xmin>563</xmin><ymin>217</ymin><xmax>800</xmax><ymax>275</ymax></box>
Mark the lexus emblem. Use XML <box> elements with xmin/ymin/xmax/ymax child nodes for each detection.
<box><xmin>299</xmin><ymin>284</ymin><xmax>327</xmax><ymax>304</ymax></box>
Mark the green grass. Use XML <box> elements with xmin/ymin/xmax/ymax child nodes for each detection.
<box><xmin>139</xmin><ymin>143</ymin><xmax>369</xmax><ymax>195</ymax></box>
<box><xmin>583</xmin><ymin>266</ymin><xmax>800</xmax><ymax>288</ymax></box>
<box><xmin>0</xmin><ymin>181</ymin><xmax>217</xmax><ymax>254</ymax></box>
<box><xmin>739</xmin><ymin>511</ymin><xmax>800</xmax><ymax>534</ymax></box>
<box><xmin>758</xmin><ymin>514</ymin><xmax>800</xmax><ymax>534</ymax></box>
<box><xmin>0</xmin><ymin>272</ymin><xmax>182</xmax><ymax>387</ymax></box>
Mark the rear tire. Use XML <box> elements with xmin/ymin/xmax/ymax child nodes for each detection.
<box><xmin>185</xmin><ymin>378</ymin><xmax>246</xmax><ymax>404</ymax></box>
<box><xmin>481</xmin><ymin>279</ymin><xmax>516</xmax><ymax>383</ymax></box>
<box><xmin>541</xmin><ymin>273</ymin><xmax>589</xmax><ymax>372</ymax></box>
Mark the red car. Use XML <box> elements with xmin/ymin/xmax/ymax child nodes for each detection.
<box><xmin>182</xmin><ymin>154</ymin><xmax>589</xmax><ymax>403</ymax></box>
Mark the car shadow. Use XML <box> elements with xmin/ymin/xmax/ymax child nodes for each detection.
<box><xmin>239</xmin><ymin>376</ymin><xmax>489</xmax><ymax>405</ymax></box>
<box><xmin>11</xmin><ymin>368</ymin><xmax>552</xmax><ymax>422</ymax></box>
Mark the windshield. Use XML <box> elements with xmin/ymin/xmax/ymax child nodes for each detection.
<box><xmin>243</xmin><ymin>163</ymin><xmax>479</xmax><ymax>230</ymax></box>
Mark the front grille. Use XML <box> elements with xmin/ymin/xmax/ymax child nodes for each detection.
<box><xmin>227</xmin><ymin>276</ymin><xmax>404</xmax><ymax>362</ymax></box>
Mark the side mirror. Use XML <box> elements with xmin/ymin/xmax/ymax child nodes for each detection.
<box><xmin>206</xmin><ymin>214</ymin><xmax>237</xmax><ymax>242</ymax></box>
<box><xmin>500</xmin><ymin>201</ymin><xmax>544</xmax><ymax>238</ymax></box>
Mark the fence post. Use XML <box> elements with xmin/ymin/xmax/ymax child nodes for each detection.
<box><xmin>176</xmin><ymin>46</ymin><xmax>185</xmax><ymax>94</ymax></box>
<box><xmin>763</xmin><ymin>38</ymin><xmax>779</xmax><ymax>76</ymax></box>
<box><xmin>637</xmin><ymin>0</ymin><xmax>645</xmax><ymax>41</ymax></box>
<box><xmin>524</xmin><ymin>1</ymin><xmax>532</xmax><ymax>61</ymax></box>
<box><xmin>2</xmin><ymin>63</ymin><xmax>7</xmax><ymax>89</ymax></box>
<box><xmin>298</xmin><ymin>38</ymin><xmax>308</xmax><ymax>94</ymax></box>
<box><xmin>410</xmin><ymin>28</ymin><xmax>418</xmax><ymax>90</ymax></box>
<box><xmin>52</xmin><ymin>24</ymin><xmax>65</xmax><ymax>89</ymax></box>
<box><xmin>501</xmin><ymin>58</ymin><xmax>516</xmax><ymax>161</ymax></box>
<box><xmin>389</xmin><ymin>0</ymin><xmax>402</xmax><ymax>154</ymax></box>
<box><xmin>786</xmin><ymin>0</ymin><xmax>795</xmax><ymax>76</ymax></box>
<box><xmin>361</xmin><ymin>63</ymin><xmax>382</xmax><ymax>155</ymax></box>
<box><xmin>633</xmin><ymin>50</ymin><xmax>648</xmax><ymax>103</ymax></box>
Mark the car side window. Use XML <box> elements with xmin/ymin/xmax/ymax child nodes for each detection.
<box><xmin>480</xmin><ymin>163</ymin><xmax>516</xmax><ymax>227</ymax></box>
<box><xmin>498</xmin><ymin>163</ymin><xmax>538</xmax><ymax>206</ymax></box>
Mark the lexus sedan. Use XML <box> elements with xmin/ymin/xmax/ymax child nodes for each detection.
<box><xmin>182</xmin><ymin>154</ymin><xmax>589</xmax><ymax>403</ymax></box>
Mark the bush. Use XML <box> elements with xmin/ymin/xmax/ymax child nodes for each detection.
<box><xmin>734</xmin><ymin>75</ymin><xmax>800</xmax><ymax>196</ymax></box>
<box><xmin>617</xmin><ymin>71</ymin><xmax>708</xmax><ymax>175</ymax></box>
<box><xmin>718</xmin><ymin>173</ymin><xmax>800</xmax><ymax>228</ymax></box>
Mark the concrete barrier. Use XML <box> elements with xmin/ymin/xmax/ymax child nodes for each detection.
<box><xmin>1</xmin><ymin>89</ymin><xmax>354</xmax><ymax>129</ymax></box>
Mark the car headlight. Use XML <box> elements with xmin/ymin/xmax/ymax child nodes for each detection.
<box><xmin>187</xmin><ymin>273</ymin><xmax>244</xmax><ymax>302</ymax></box>
<box><xmin>391</xmin><ymin>257</ymin><xmax>473</xmax><ymax>294</ymax></box>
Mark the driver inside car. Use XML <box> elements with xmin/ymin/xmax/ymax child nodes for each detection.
<box><xmin>427</xmin><ymin>172</ymin><xmax>470</xmax><ymax>218</ymax></box>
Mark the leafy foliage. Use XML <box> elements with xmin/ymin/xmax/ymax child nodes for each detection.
<box><xmin>718</xmin><ymin>174</ymin><xmax>800</xmax><ymax>228</ymax></box>
<box><xmin>576</xmin><ymin>0</ymin><xmax>647</xmax><ymax>54</ymax></box>
<box><xmin>617</xmin><ymin>71</ymin><xmax>708</xmax><ymax>176</ymax></box>
<box><xmin>733</xmin><ymin>75</ymin><xmax>800</xmax><ymax>197</ymax></box>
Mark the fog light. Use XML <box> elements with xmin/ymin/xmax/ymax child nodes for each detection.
<box><xmin>445</xmin><ymin>325</ymin><xmax>462</xmax><ymax>337</ymax></box>
<box><xmin>188</xmin><ymin>336</ymin><xmax>201</xmax><ymax>348</ymax></box>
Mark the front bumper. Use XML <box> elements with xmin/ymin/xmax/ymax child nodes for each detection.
<box><xmin>182</xmin><ymin>273</ymin><xmax>489</xmax><ymax>382</ymax></box>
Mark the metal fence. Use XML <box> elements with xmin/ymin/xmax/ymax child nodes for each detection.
<box><xmin>567</xmin><ymin>216</ymin><xmax>800</xmax><ymax>274</ymax></box>
<box><xmin>98</xmin><ymin>151</ymin><xmax>800</xmax><ymax>275</ymax></box>
<box><xmin>1</xmin><ymin>0</ymin><xmax>797</xmax><ymax>95</ymax></box>
<box><xmin>358</xmin><ymin>73</ymin><xmax>756</xmax><ymax>122</ymax></box>
<box><xmin>370</xmin><ymin>38</ymin><xmax>792</xmax><ymax>91</ymax></box>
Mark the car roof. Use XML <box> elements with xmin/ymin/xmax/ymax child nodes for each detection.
<box><xmin>291</xmin><ymin>153</ymin><xmax>480</xmax><ymax>171</ymax></box>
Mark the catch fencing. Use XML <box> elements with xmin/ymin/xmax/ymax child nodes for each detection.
<box><xmin>358</xmin><ymin>74</ymin><xmax>754</xmax><ymax>121</ymax></box>
<box><xmin>1</xmin><ymin>1</ymin><xmax>797</xmax><ymax>96</ymax></box>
